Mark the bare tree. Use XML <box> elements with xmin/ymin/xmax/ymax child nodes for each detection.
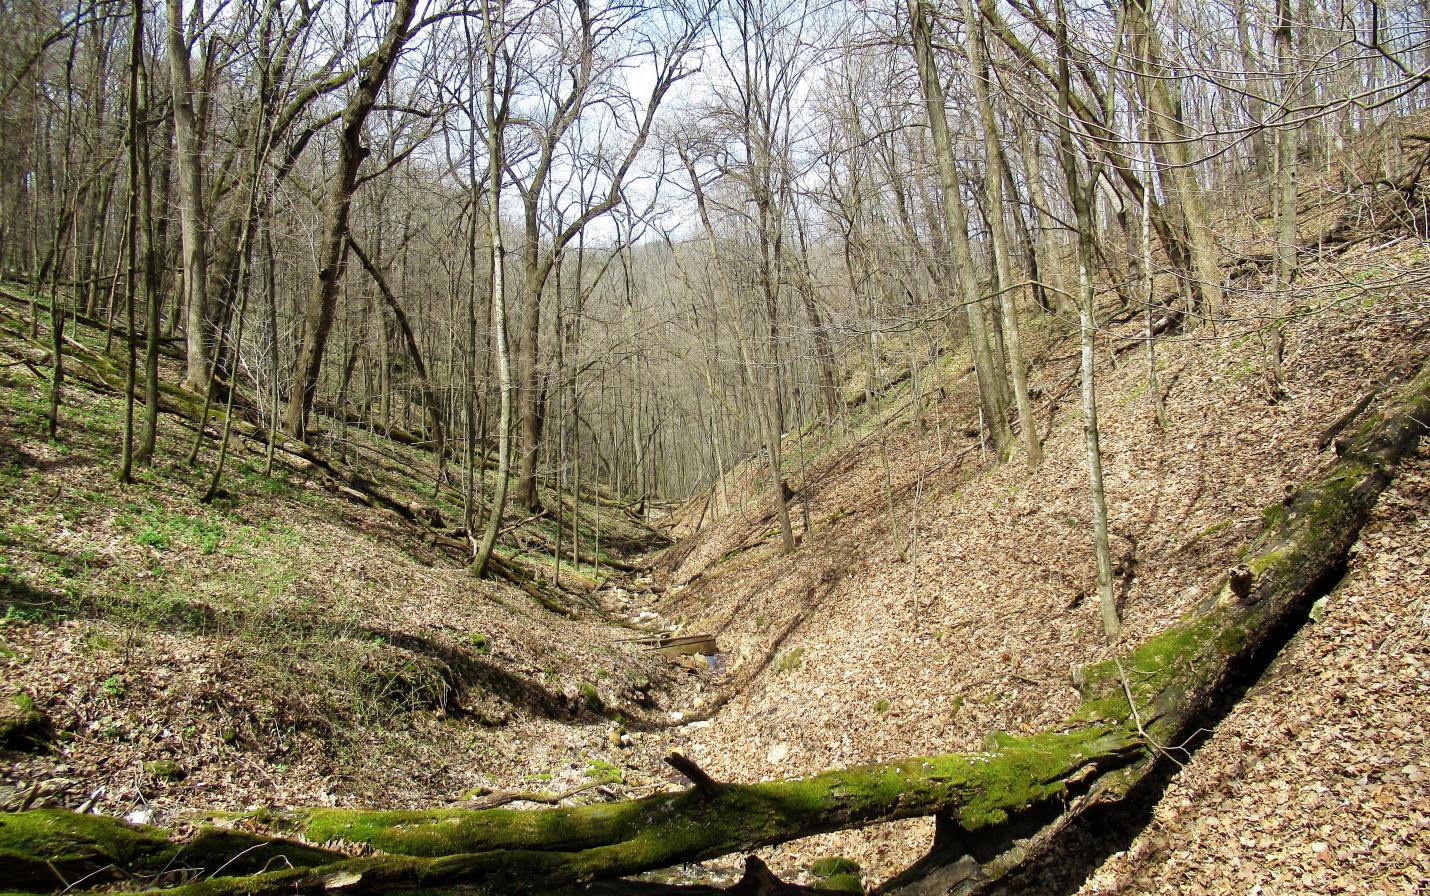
<box><xmin>284</xmin><ymin>0</ymin><xmax>420</xmax><ymax>439</ymax></box>
<box><xmin>1053</xmin><ymin>0</ymin><xmax>1121</xmax><ymax>641</ymax></box>
<box><xmin>164</xmin><ymin>0</ymin><xmax>211</xmax><ymax>391</ymax></box>
<box><xmin>908</xmin><ymin>0</ymin><xmax>1013</xmax><ymax>458</ymax></box>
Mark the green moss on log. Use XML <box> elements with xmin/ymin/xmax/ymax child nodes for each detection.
<box><xmin>0</xmin><ymin>810</ymin><xmax>168</xmax><ymax>889</ymax></box>
<box><xmin>296</xmin><ymin>724</ymin><xmax>1138</xmax><ymax>883</ymax></box>
<box><xmin>1074</xmin><ymin>429</ymin><xmax>1396</xmax><ymax>738</ymax></box>
<box><xmin>0</xmin><ymin>810</ymin><xmax>339</xmax><ymax>889</ymax></box>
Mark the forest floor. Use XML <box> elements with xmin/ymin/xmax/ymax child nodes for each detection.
<box><xmin>3</xmin><ymin>147</ymin><xmax>1430</xmax><ymax>894</ymax></box>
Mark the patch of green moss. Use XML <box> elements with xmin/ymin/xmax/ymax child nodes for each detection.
<box><xmin>0</xmin><ymin>809</ymin><xmax>167</xmax><ymax>888</ymax></box>
<box><xmin>1077</xmin><ymin>452</ymin><xmax>1382</xmax><ymax>734</ymax></box>
<box><xmin>300</xmin><ymin>798</ymin><xmax>667</xmax><ymax>857</ymax></box>
<box><xmin>1249</xmin><ymin>462</ymin><xmax>1370</xmax><ymax>580</ymax></box>
<box><xmin>818</xmin><ymin>873</ymin><xmax>863</xmax><ymax>892</ymax></box>
<box><xmin>586</xmin><ymin>760</ymin><xmax>623</xmax><ymax>785</ymax></box>
<box><xmin>1196</xmin><ymin>519</ymin><xmax>1232</xmax><ymax>538</ymax></box>
<box><xmin>811</xmin><ymin>855</ymin><xmax>860</xmax><ymax>876</ymax></box>
<box><xmin>1075</xmin><ymin>612</ymin><xmax>1228</xmax><ymax>724</ymax></box>
<box><xmin>777</xmin><ymin>647</ymin><xmax>805</xmax><ymax>672</ymax></box>
<box><xmin>144</xmin><ymin>759</ymin><xmax>185</xmax><ymax>781</ymax></box>
<box><xmin>1259</xmin><ymin>503</ymin><xmax>1288</xmax><ymax>532</ymax></box>
<box><xmin>577</xmin><ymin>682</ymin><xmax>603</xmax><ymax>713</ymax></box>
<box><xmin>951</xmin><ymin>726</ymin><xmax>1137</xmax><ymax>829</ymax></box>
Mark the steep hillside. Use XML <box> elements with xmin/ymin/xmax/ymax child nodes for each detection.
<box><xmin>0</xmin><ymin>304</ymin><xmax>699</xmax><ymax>826</ymax></box>
<box><xmin>641</xmin><ymin>226</ymin><xmax>1430</xmax><ymax>882</ymax></box>
<box><xmin>1073</xmin><ymin>449</ymin><xmax>1429</xmax><ymax>895</ymax></box>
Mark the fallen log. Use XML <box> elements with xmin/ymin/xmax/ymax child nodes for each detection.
<box><xmin>889</xmin><ymin>350</ymin><xmax>1430</xmax><ymax>894</ymax></box>
<box><xmin>2</xmin><ymin>726</ymin><xmax>1143</xmax><ymax>894</ymax></box>
<box><xmin>4</xmin><ymin>345</ymin><xmax>1427</xmax><ymax>893</ymax></box>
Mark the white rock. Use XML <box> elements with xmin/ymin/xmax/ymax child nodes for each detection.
<box><xmin>124</xmin><ymin>808</ymin><xmax>153</xmax><ymax>826</ymax></box>
<box><xmin>767</xmin><ymin>743</ymin><xmax>789</xmax><ymax>764</ymax></box>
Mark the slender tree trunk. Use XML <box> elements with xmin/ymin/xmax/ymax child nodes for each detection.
<box><xmin>135</xmin><ymin>53</ymin><xmax>161</xmax><ymax>465</ymax></box>
<box><xmin>1129</xmin><ymin>0</ymin><xmax>1224</xmax><ymax>317</ymax></box>
<box><xmin>118</xmin><ymin>0</ymin><xmax>142</xmax><ymax>483</ymax></box>
<box><xmin>513</xmin><ymin>251</ymin><xmax>542</xmax><ymax>510</ymax></box>
<box><xmin>1236</xmin><ymin>0</ymin><xmax>1269</xmax><ymax>173</ymax></box>
<box><xmin>1270</xmin><ymin>0</ymin><xmax>1298</xmax><ymax>389</ymax></box>
<box><xmin>1142</xmin><ymin>92</ymin><xmax>1170</xmax><ymax>428</ymax></box>
<box><xmin>908</xmin><ymin>0</ymin><xmax>1013</xmax><ymax>458</ymax></box>
<box><xmin>1054</xmin><ymin>0</ymin><xmax>1119</xmax><ymax>640</ymax></box>
<box><xmin>283</xmin><ymin>0</ymin><xmax>418</xmax><ymax>439</ymax></box>
<box><xmin>349</xmin><ymin>238</ymin><xmax>446</xmax><ymax>461</ymax></box>
<box><xmin>963</xmin><ymin>0</ymin><xmax>1041</xmax><ymax>467</ymax></box>
<box><xmin>472</xmin><ymin>6</ymin><xmax>512</xmax><ymax>579</ymax></box>
<box><xmin>165</xmin><ymin>0</ymin><xmax>211</xmax><ymax>391</ymax></box>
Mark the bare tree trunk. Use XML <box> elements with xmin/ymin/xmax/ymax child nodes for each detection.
<box><xmin>472</xmin><ymin>6</ymin><xmax>512</xmax><ymax>579</ymax></box>
<box><xmin>1141</xmin><ymin>90</ymin><xmax>1170</xmax><ymax>428</ymax></box>
<box><xmin>908</xmin><ymin>0</ymin><xmax>1013</xmax><ymax>458</ymax></box>
<box><xmin>349</xmin><ymin>238</ymin><xmax>446</xmax><ymax>462</ymax></box>
<box><xmin>1236</xmin><ymin>0</ymin><xmax>1269</xmax><ymax>173</ymax></box>
<box><xmin>1269</xmin><ymin>0</ymin><xmax>1298</xmax><ymax>389</ymax></box>
<box><xmin>1017</xmin><ymin>125</ymin><xmax>1072</xmax><ymax>317</ymax></box>
<box><xmin>118</xmin><ymin>0</ymin><xmax>142</xmax><ymax>483</ymax></box>
<box><xmin>1128</xmin><ymin>0</ymin><xmax>1224</xmax><ymax>317</ymax></box>
<box><xmin>283</xmin><ymin>0</ymin><xmax>418</xmax><ymax>439</ymax></box>
<box><xmin>164</xmin><ymin>0</ymin><xmax>211</xmax><ymax>391</ymax></box>
<box><xmin>963</xmin><ymin>0</ymin><xmax>1041</xmax><ymax>468</ymax></box>
<box><xmin>135</xmin><ymin>48</ymin><xmax>161</xmax><ymax>465</ymax></box>
<box><xmin>1054</xmin><ymin>0</ymin><xmax>1119</xmax><ymax>640</ymax></box>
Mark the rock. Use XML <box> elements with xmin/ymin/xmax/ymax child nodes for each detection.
<box><xmin>767</xmin><ymin>743</ymin><xmax>789</xmax><ymax>764</ymax></box>
<box><xmin>676</xmin><ymin>655</ymin><xmax>710</xmax><ymax>672</ymax></box>
<box><xmin>0</xmin><ymin>692</ymin><xmax>50</xmax><ymax>750</ymax></box>
<box><xmin>125</xmin><ymin>808</ymin><xmax>154</xmax><ymax>825</ymax></box>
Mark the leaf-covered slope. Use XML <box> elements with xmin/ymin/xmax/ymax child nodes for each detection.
<box><xmin>648</xmin><ymin>235</ymin><xmax>1430</xmax><ymax>882</ymax></box>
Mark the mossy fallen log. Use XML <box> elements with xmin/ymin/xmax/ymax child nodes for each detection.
<box><xmin>0</xmin><ymin>729</ymin><xmax>1141</xmax><ymax>894</ymax></box>
<box><xmin>887</xmin><ymin>352</ymin><xmax>1430</xmax><ymax>894</ymax></box>
<box><xmin>0</xmin><ymin>809</ymin><xmax>340</xmax><ymax>891</ymax></box>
